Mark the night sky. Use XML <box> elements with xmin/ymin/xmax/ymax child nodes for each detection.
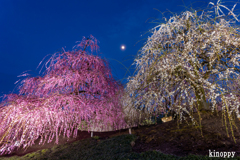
<box><xmin>0</xmin><ymin>0</ymin><xmax>240</xmax><ymax>103</ymax></box>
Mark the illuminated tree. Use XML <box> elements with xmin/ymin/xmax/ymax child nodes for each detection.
<box><xmin>0</xmin><ymin>35</ymin><xmax>127</xmax><ymax>155</ymax></box>
<box><xmin>123</xmin><ymin>0</ymin><xmax>240</xmax><ymax>142</ymax></box>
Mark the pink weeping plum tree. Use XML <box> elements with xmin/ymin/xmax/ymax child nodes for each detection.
<box><xmin>0</xmin><ymin>35</ymin><xmax>127</xmax><ymax>155</ymax></box>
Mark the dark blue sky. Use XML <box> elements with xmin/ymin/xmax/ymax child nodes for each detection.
<box><xmin>0</xmin><ymin>0</ymin><xmax>240</xmax><ymax>102</ymax></box>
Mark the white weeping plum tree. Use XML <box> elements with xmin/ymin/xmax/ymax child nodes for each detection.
<box><xmin>123</xmin><ymin>0</ymin><xmax>240</xmax><ymax>142</ymax></box>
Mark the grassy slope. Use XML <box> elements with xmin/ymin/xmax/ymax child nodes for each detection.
<box><xmin>0</xmin><ymin>134</ymin><xmax>238</xmax><ymax>160</ymax></box>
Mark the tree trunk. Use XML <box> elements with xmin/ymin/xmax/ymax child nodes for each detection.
<box><xmin>195</xmin><ymin>85</ymin><xmax>211</xmax><ymax>111</ymax></box>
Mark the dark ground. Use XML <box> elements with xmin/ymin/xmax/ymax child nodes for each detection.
<box><xmin>132</xmin><ymin>110</ymin><xmax>240</xmax><ymax>157</ymax></box>
<box><xmin>0</xmin><ymin>110</ymin><xmax>240</xmax><ymax>159</ymax></box>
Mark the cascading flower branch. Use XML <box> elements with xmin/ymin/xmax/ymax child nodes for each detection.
<box><xmin>123</xmin><ymin>0</ymin><xmax>240</xmax><ymax>141</ymax></box>
<box><xmin>0</xmin><ymin>35</ymin><xmax>127</xmax><ymax>155</ymax></box>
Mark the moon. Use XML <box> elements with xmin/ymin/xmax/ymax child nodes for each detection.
<box><xmin>120</xmin><ymin>45</ymin><xmax>126</xmax><ymax>50</ymax></box>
